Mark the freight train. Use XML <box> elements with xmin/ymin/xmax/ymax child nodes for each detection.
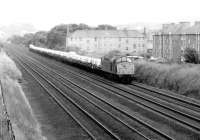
<box><xmin>29</xmin><ymin>45</ymin><xmax>135</xmax><ymax>83</ymax></box>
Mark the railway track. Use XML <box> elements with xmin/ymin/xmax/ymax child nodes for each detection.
<box><xmin>13</xmin><ymin>51</ymin><xmax>174</xmax><ymax>140</ymax></box>
<box><xmin>9</xmin><ymin>50</ymin><xmax>154</xmax><ymax>139</ymax></box>
<box><xmin>130</xmin><ymin>82</ymin><xmax>200</xmax><ymax>112</ymax></box>
<box><xmin>6</xmin><ymin>46</ymin><xmax>200</xmax><ymax>140</ymax></box>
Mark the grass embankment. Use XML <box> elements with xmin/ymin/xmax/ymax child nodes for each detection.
<box><xmin>0</xmin><ymin>50</ymin><xmax>45</xmax><ymax>140</ymax></box>
<box><xmin>134</xmin><ymin>61</ymin><xmax>200</xmax><ymax>100</ymax></box>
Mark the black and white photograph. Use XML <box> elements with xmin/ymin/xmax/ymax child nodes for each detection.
<box><xmin>0</xmin><ymin>0</ymin><xmax>200</xmax><ymax>139</ymax></box>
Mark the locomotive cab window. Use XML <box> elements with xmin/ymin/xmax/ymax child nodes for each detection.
<box><xmin>121</xmin><ymin>57</ymin><xmax>127</xmax><ymax>62</ymax></box>
<box><xmin>116</xmin><ymin>57</ymin><xmax>132</xmax><ymax>63</ymax></box>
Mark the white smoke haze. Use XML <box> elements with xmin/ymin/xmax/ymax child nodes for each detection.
<box><xmin>0</xmin><ymin>0</ymin><xmax>200</xmax><ymax>31</ymax></box>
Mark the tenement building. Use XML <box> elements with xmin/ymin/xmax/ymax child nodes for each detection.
<box><xmin>66</xmin><ymin>30</ymin><xmax>147</xmax><ymax>56</ymax></box>
<box><xmin>153</xmin><ymin>21</ymin><xmax>200</xmax><ymax>63</ymax></box>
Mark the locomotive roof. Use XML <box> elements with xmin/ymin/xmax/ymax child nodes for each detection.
<box><xmin>103</xmin><ymin>50</ymin><xmax>127</xmax><ymax>61</ymax></box>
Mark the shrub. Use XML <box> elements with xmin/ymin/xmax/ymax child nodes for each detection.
<box><xmin>184</xmin><ymin>48</ymin><xmax>199</xmax><ymax>64</ymax></box>
<box><xmin>134</xmin><ymin>60</ymin><xmax>200</xmax><ymax>99</ymax></box>
<box><xmin>0</xmin><ymin>51</ymin><xmax>22</xmax><ymax>79</ymax></box>
<box><xmin>0</xmin><ymin>50</ymin><xmax>45</xmax><ymax>140</ymax></box>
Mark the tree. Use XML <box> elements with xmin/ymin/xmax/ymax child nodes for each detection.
<box><xmin>7</xmin><ymin>35</ymin><xmax>24</xmax><ymax>45</ymax></box>
<box><xmin>7</xmin><ymin>31</ymin><xmax>47</xmax><ymax>47</ymax></box>
<box><xmin>46</xmin><ymin>23</ymin><xmax>91</xmax><ymax>50</ymax></box>
<box><xmin>46</xmin><ymin>24</ymin><xmax>68</xmax><ymax>49</ymax></box>
<box><xmin>96</xmin><ymin>24</ymin><xmax>117</xmax><ymax>30</ymax></box>
<box><xmin>77</xmin><ymin>23</ymin><xmax>91</xmax><ymax>30</ymax></box>
<box><xmin>8</xmin><ymin>23</ymin><xmax>117</xmax><ymax>50</ymax></box>
<box><xmin>32</xmin><ymin>31</ymin><xmax>47</xmax><ymax>46</ymax></box>
<box><xmin>22</xmin><ymin>33</ymin><xmax>34</xmax><ymax>47</ymax></box>
<box><xmin>184</xmin><ymin>48</ymin><xmax>199</xmax><ymax>64</ymax></box>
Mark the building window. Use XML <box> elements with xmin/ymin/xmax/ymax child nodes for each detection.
<box><xmin>142</xmin><ymin>44</ymin><xmax>145</xmax><ymax>47</ymax></box>
<box><xmin>126</xmin><ymin>47</ymin><xmax>128</xmax><ymax>50</ymax></box>
<box><xmin>133</xmin><ymin>44</ymin><xmax>136</xmax><ymax>49</ymax></box>
<box><xmin>87</xmin><ymin>40</ymin><xmax>90</xmax><ymax>43</ymax></box>
<box><xmin>94</xmin><ymin>37</ymin><xmax>97</xmax><ymax>41</ymax></box>
<box><xmin>126</xmin><ymin>39</ymin><xmax>129</xmax><ymax>44</ymax></box>
<box><xmin>118</xmin><ymin>44</ymin><xmax>121</xmax><ymax>48</ymax></box>
<box><xmin>119</xmin><ymin>38</ymin><xmax>121</xmax><ymax>41</ymax></box>
<box><xmin>71</xmin><ymin>38</ymin><xmax>73</xmax><ymax>41</ymax></box>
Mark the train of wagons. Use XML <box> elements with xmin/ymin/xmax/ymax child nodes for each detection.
<box><xmin>29</xmin><ymin>45</ymin><xmax>135</xmax><ymax>83</ymax></box>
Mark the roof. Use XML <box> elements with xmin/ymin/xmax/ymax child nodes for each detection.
<box><xmin>162</xmin><ymin>23</ymin><xmax>191</xmax><ymax>34</ymax></box>
<box><xmin>186</xmin><ymin>23</ymin><xmax>200</xmax><ymax>33</ymax></box>
<box><xmin>156</xmin><ymin>21</ymin><xmax>200</xmax><ymax>35</ymax></box>
<box><xmin>68</xmin><ymin>30</ymin><xmax>144</xmax><ymax>38</ymax></box>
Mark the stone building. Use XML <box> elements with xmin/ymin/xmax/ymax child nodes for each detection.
<box><xmin>153</xmin><ymin>21</ymin><xmax>200</xmax><ymax>63</ymax></box>
<box><xmin>66</xmin><ymin>30</ymin><xmax>147</xmax><ymax>56</ymax></box>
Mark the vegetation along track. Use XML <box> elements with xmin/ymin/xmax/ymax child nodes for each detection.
<box><xmin>7</xmin><ymin>46</ymin><xmax>200</xmax><ymax>140</ymax></box>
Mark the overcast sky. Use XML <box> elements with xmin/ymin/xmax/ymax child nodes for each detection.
<box><xmin>0</xmin><ymin>0</ymin><xmax>200</xmax><ymax>30</ymax></box>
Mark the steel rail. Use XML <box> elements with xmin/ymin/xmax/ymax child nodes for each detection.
<box><xmin>16</xmin><ymin>52</ymin><xmax>177</xmax><ymax>140</ymax></box>
<box><xmin>7</xmin><ymin>47</ymin><xmax>200</xmax><ymax>139</ymax></box>
<box><xmin>13</xmin><ymin>54</ymin><xmax>124</xmax><ymax>140</ymax></box>
<box><xmin>13</xmin><ymin>56</ymin><xmax>104</xmax><ymax>140</ymax></box>
<box><xmin>21</xmin><ymin>51</ymin><xmax>200</xmax><ymax>132</ymax></box>
<box><xmin>20</xmin><ymin>55</ymin><xmax>165</xmax><ymax>140</ymax></box>
<box><xmin>130</xmin><ymin>81</ymin><xmax>200</xmax><ymax>110</ymax></box>
<box><xmin>23</xmin><ymin>49</ymin><xmax>200</xmax><ymax>112</ymax></box>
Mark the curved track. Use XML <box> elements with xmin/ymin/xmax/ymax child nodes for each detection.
<box><xmin>6</xmin><ymin>46</ymin><xmax>200</xmax><ymax>140</ymax></box>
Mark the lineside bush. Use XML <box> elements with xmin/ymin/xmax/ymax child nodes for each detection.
<box><xmin>0</xmin><ymin>50</ymin><xmax>46</xmax><ymax>140</ymax></box>
<box><xmin>134</xmin><ymin>60</ymin><xmax>200</xmax><ymax>99</ymax></box>
<box><xmin>184</xmin><ymin>48</ymin><xmax>199</xmax><ymax>64</ymax></box>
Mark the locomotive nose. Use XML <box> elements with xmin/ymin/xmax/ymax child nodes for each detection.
<box><xmin>117</xmin><ymin>62</ymin><xmax>135</xmax><ymax>75</ymax></box>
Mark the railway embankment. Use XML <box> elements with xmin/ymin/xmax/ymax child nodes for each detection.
<box><xmin>0</xmin><ymin>49</ymin><xmax>45</xmax><ymax>140</ymax></box>
<box><xmin>134</xmin><ymin>60</ymin><xmax>200</xmax><ymax>100</ymax></box>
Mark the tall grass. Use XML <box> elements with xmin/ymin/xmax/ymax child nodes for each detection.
<box><xmin>0</xmin><ymin>50</ymin><xmax>46</xmax><ymax>140</ymax></box>
<box><xmin>134</xmin><ymin>60</ymin><xmax>200</xmax><ymax>99</ymax></box>
<box><xmin>0</xmin><ymin>51</ymin><xmax>21</xmax><ymax>79</ymax></box>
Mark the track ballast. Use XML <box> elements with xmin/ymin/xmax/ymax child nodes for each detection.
<box><xmin>6</xmin><ymin>46</ymin><xmax>200</xmax><ymax>140</ymax></box>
